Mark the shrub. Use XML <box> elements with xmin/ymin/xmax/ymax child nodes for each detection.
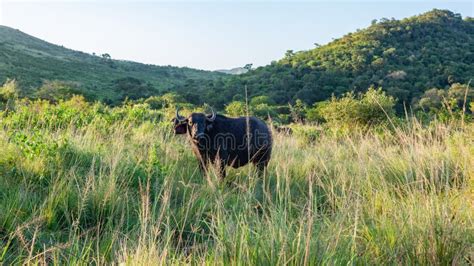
<box><xmin>306</xmin><ymin>101</ymin><xmax>329</xmax><ymax>123</ymax></box>
<box><xmin>0</xmin><ymin>79</ymin><xmax>19</xmax><ymax>111</ymax></box>
<box><xmin>252</xmin><ymin>103</ymin><xmax>277</xmax><ymax>120</ymax></box>
<box><xmin>144</xmin><ymin>96</ymin><xmax>165</xmax><ymax>110</ymax></box>
<box><xmin>34</xmin><ymin>80</ymin><xmax>83</xmax><ymax>102</ymax></box>
<box><xmin>447</xmin><ymin>83</ymin><xmax>473</xmax><ymax>111</ymax></box>
<box><xmin>290</xmin><ymin>124</ymin><xmax>322</xmax><ymax>144</ymax></box>
<box><xmin>414</xmin><ymin>83</ymin><xmax>473</xmax><ymax>121</ymax></box>
<box><xmin>314</xmin><ymin>87</ymin><xmax>396</xmax><ymax>127</ymax></box>
<box><xmin>225</xmin><ymin>101</ymin><xmax>246</xmax><ymax>117</ymax></box>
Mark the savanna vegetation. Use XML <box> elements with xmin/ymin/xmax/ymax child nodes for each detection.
<box><xmin>0</xmin><ymin>79</ymin><xmax>472</xmax><ymax>264</ymax></box>
<box><xmin>1</xmin><ymin>8</ymin><xmax>473</xmax><ymax>265</ymax></box>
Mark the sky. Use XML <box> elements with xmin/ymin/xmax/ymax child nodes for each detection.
<box><xmin>0</xmin><ymin>1</ymin><xmax>472</xmax><ymax>71</ymax></box>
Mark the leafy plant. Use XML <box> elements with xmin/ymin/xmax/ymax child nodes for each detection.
<box><xmin>313</xmin><ymin>87</ymin><xmax>396</xmax><ymax>127</ymax></box>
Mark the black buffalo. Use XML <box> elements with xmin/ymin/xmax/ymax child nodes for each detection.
<box><xmin>173</xmin><ymin>108</ymin><xmax>272</xmax><ymax>179</ymax></box>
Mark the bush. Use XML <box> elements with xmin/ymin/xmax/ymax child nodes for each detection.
<box><xmin>313</xmin><ymin>87</ymin><xmax>396</xmax><ymax>127</ymax></box>
<box><xmin>0</xmin><ymin>79</ymin><xmax>19</xmax><ymax>111</ymax></box>
<box><xmin>414</xmin><ymin>83</ymin><xmax>473</xmax><ymax>121</ymax></box>
<box><xmin>144</xmin><ymin>96</ymin><xmax>165</xmax><ymax>110</ymax></box>
<box><xmin>290</xmin><ymin>124</ymin><xmax>322</xmax><ymax>144</ymax></box>
<box><xmin>225</xmin><ymin>101</ymin><xmax>247</xmax><ymax>117</ymax></box>
<box><xmin>306</xmin><ymin>101</ymin><xmax>329</xmax><ymax>123</ymax></box>
<box><xmin>34</xmin><ymin>80</ymin><xmax>83</xmax><ymax>102</ymax></box>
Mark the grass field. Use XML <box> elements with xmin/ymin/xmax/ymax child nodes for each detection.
<box><xmin>0</xmin><ymin>98</ymin><xmax>473</xmax><ymax>264</ymax></box>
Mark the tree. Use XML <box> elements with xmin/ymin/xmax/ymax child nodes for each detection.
<box><xmin>0</xmin><ymin>79</ymin><xmax>19</xmax><ymax>111</ymax></box>
<box><xmin>101</xmin><ymin>53</ymin><xmax>115</xmax><ymax>68</ymax></box>
<box><xmin>289</xmin><ymin>99</ymin><xmax>307</xmax><ymax>123</ymax></box>
<box><xmin>285</xmin><ymin>50</ymin><xmax>295</xmax><ymax>61</ymax></box>
<box><xmin>225</xmin><ymin>101</ymin><xmax>246</xmax><ymax>117</ymax></box>
<box><xmin>101</xmin><ymin>53</ymin><xmax>111</xmax><ymax>60</ymax></box>
<box><xmin>250</xmin><ymin>95</ymin><xmax>274</xmax><ymax>106</ymax></box>
<box><xmin>415</xmin><ymin>83</ymin><xmax>473</xmax><ymax>114</ymax></box>
<box><xmin>113</xmin><ymin>77</ymin><xmax>155</xmax><ymax>101</ymax></box>
<box><xmin>447</xmin><ymin>83</ymin><xmax>473</xmax><ymax>111</ymax></box>
<box><xmin>161</xmin><ymin>92</ymin><xmax>182</xmax><ymax>108</ymax></box>
<box><xmin>35</xmin><ymin>80</ymin><xmax>82</xmax><ymax>102</ymax></box>
<box><xmin>316</xmin><ymin>88</ymin><xmax>396</xmax><ymax>126</ymax></box>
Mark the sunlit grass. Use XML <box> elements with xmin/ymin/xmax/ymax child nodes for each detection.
<box><xmin>0</xmin><ymin>101</ymin><xmax>473</xmax><ymax>264</ymax></box>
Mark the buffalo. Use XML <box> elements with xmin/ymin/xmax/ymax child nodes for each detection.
<box><xmin>173</xmin><ymin>108</ymin><xmax>272</xmax><ymax>179</ymax></box>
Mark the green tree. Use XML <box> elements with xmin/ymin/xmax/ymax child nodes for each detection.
<box><xmin>225</xmin><ymin>101</ymin><xmax>246</xmax><ymax>117</ymax></box>
<box><xmin>101</xmin><ymin>53</ymin><xmax>111</xmax><ymax>60</ymax></box>
<box><xmin>244</xmin><ymin>64</ymin><xmax>253</xmax><ymax>71</ymax></box>
<box><xmin>113</xmin><ymin>77</ymin><xmax>155</xmax><ymax>101</ymax></box>
<box><xmin>416</xmin><ymin>88</ymin><xmax>448</xmax><ymax>112</ymax></box>
<box><xmin>447</xmin><ymin>83</ymin><xmax>473</xmax><ymax>111</ymax></box>
<box><xmin>35</xmin><ymin>80</ymin><xmax>82</xmax><ymax>102</ymax></box>
<box><xmin>250</xmin><ymin>95</ymin><xmax>274</xmax><ymax>106</ymax></box>
<box><xmin>289</xmin><ymin>99</ymin><xmax>307</xmax><ymax>123</ymax></box>
<box><xmin>317</xmin><ymin>88</ymin><xmax>396</xmax><ymax>126</ymax></box>
<box><xmin>0</xmin><ymin>79</ymin><xmax>19</xmax><ymax>111</ymax></box>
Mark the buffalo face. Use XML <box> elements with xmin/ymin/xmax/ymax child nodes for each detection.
<box><xmin>173</xmin><ymin>108</ymin><xmax>216</xmax><ymax>142</ymax></box>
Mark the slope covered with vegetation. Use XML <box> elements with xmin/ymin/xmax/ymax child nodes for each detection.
<box><xmin>1</xmin><ymin>10</ymin><xmax>472</xmax><ymax>114</ymax></box>
<box><xmin>0</xmin><ymin>25</ymin><xmax>224</xmax><ymax>103</ymax></box>
<box><xmin>173</xmin><ymin>9</ymin><xmax>474</xmax><ymax>110</ymax></box>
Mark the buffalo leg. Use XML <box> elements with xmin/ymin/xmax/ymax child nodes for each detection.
<box><xmin>253</xmin><ymin>148</ymin><xmax>271</xmax><ymax>178</ymax></box>
<box><xmin>256</xmin><ymin>163</ymin><xmax>266</xmax><ymax>177</ymax></box>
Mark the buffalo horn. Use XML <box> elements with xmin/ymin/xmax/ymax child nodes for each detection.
<box><xmin>206</xmin><ymin>108</ymin><xmax>216</xmax><ymax>122</ymax></box>
<box><xmin>175</xmin><ymin>107</ymin><xmax>186</xmax><ymax>122</ymax></box>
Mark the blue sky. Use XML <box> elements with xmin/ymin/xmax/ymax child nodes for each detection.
<box><xmin>0</xmin><ymin>1</ymin><xmax>472</xmax><ymax>70</ymax></box>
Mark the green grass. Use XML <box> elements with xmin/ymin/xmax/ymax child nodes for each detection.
<box><xmin>0</xmin><ymin>98</ymin><xmax>473</xmax><ymax>264</ymax></box>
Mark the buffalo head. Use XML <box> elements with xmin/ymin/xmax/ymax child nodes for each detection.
<box><xmin>173</xmin><ymin>107</ymin><xmax>216</xmax><ymax>142</ymax></box>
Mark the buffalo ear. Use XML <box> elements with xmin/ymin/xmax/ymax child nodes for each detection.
<box><xmin>174</xmin><ymin>123</ymin><xmax>187</xmax><ymax>134</ymax></box>
<box><xmin>172</xmin><ymin>118</ymin><xmax>188</xmax><ymax>135</ymax></box>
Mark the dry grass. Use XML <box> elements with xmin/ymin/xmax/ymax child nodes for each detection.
<box><xmin>0</xmin><ymin>103</ymin><xmax>473</xmax><ymax>264</ymax></box>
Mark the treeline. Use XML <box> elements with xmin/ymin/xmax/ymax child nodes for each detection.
<box><xmin>2</xmin><ymin>79</ymin><xmax>472</xmax><ymax>128</ymax></box>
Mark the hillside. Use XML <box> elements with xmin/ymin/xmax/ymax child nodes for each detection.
<box><xmin>1</xmin><ymin>9</ymin><xmax>472</xmax><ymax>109</ymax></box>
<box><xmin>172</xmin><ymin>9</ymin><xmax>474</xmax><ymax>109</ymax></box>
<box><xmin>0</xmin><ymin>26</ymin><xmax>224</xmax><ymax>103</ymax></box>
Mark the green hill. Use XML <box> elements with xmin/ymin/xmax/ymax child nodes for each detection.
<box><xmin>0</xmin><ymin>25</ymin><xmax>224</xmax><ymax>103</ymax></box>
<box><xmin>1</xmin><ymin>9</ymin><xmax>473</xmax><ymax>108</ymax></box>
<box><xmin>172</xmin><ymin>9</ymin><xmax>474</xmax><ymax>109</ymax></box>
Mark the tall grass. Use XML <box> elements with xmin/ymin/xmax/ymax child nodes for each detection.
<box><xmin>0</xmin><ymin>99</ymin><xmax>472</xmax><ymax>264</ymax></box>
